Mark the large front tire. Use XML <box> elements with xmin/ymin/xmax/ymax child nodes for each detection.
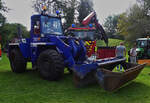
<box><xmin>37</xmin><ymin>49</ymin><xmax>64</xmax><ymax>81</ymax></box>
<box><xmin>9</xmin><ymin>49</ymin><xmax>27</xmax><ymax>73</ymax></box>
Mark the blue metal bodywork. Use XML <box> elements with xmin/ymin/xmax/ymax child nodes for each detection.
<box><xmin>9</xmin><ymin>14</ymin><xmax>87</xmax><ymax>70</ymax></box>
<box><xmin>72</xmin><ymin>57</ymin><xmax>126</xmax><ymax>79</ymax></box>
<box><xmin>8</xmin><ymin>14</ymin><xmax>125</xmax><ymax>79</ymax></box>
<box><xmin>18</xmin><ymin>36</ymin><xmax>87</xmax><ymax>68</ymax></box>
<box><xmin>8</xmin><ymin>13</ymin><xmax>146</xmax><ymax>92</ymax></box>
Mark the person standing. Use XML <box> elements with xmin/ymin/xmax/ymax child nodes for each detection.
<box><xmin>115</xmin><ymin>42</ymin><xmax>126</xmax><ymax>71</ymax></box>
<box><xmin>130</xmin><ymin>44</ymin><xmax>137</xmax><ymax>64</ymax></box>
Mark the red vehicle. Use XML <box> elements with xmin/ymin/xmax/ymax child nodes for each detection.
<box><xmin>67</xmin><ymin>12</ymin><xmax>116</xmax><ymax>59</ymax></box>
<box><xmin>68</xmin><ymin>26</ymin><xmax>97</xmax><ymax>57</ymax></box>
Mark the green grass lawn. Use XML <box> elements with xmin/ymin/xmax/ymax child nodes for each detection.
<box><xmin>97</xmin><ymin>38</ymin><xmax>130</xmax><ymax>50</ymax></box>
<box><xmin>0</xmin><ymin>40</ymin><xmax>150</xmax><ymax>103</ymax></box>
<box><xmin>97</xmin><ymin>39</ymin><xmax>123</xmax><ymax>47</ymax></box>
<box><xmin>0</xmin><ymin>54</ymin><xmax>150</xmax><ymax>103</ymax></box>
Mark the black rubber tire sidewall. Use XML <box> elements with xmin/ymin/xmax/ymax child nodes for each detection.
<box><xmin>37</xmin><ymin>49</ymin><xmax>64</xmax><ymax>81</ymax></box>
<box><xmin>9</xmin><ymin>49</ymin><xmax>27</xmax><ymax>73</ymax></box>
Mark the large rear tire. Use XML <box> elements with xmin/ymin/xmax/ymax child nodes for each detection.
<box><xmin>37</xmin><ymin>49</ymin><xmax>64</xmax><ymax>81</ymax></box>
<box><xmin>9</xmin><ymin>49</ymin><xmax>27</xmax><ymax>73</ymax></box>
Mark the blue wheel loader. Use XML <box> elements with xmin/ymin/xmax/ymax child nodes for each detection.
<box><xmin>8</xmin><ymin>11</ymin><xmax>146</xmax><ymax>92</ymax></box>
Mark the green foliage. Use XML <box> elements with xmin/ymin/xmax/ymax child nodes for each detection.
<box><xmin>33</xmin><ymin>0</ymin><xmax>94</xmax><ymax>28</ymax></box>
<box><xmin>117</xmin><ymin>13</ymin><xmax>129</xmax><ymax>36</ymax></box>
<box><xmin>137</xmin><ymin>0</ymin><xmax>150</xmax><ymax>15</ymax></box>
<box><xmin>0</xmin><ymin>13</ymin><xmax>5</xmax><ymax>27</ymax></box>
<box><xmin>117</xmin><ymin>3</ymin><xmax>150</xmax><ymax>44</ymax></box>
<box><xmin>97</xmin><ymin>39</ymin><xmax>123</xmax><ymax>47</ymax></box>
<box><xmin>104</xmin><ymin>15</ymin><xmax>120</xmax><ymax>36</ymax></box>
<box><xmin>0</xmin><ymin>0</ymin><xmax>8</xmax><ymax>29</ymax></box>
<box><xmin>0</xmin><ymin>53</ymin><xmax>150</xmax><ymax>103</ymax></box>
<box><xmin>62</xmin><ymin>0</ymin><xmax>79</xmax><ymax>28</ymax></box>
<box><xmin>0</xmin><ymin>0</ymin><xmax>8</xmax><ymax>12</ymax></box>
<box><xmin>0</xmin><ymin>23</ymin><xmax>29</xmax><ymax>48</ymax></box>
<box><xmin>33</xmin><ymin>0</ymin><xmax>79</xmax><ymax>29</ymax></box>
<box><xmin>77</xmin><ymin>0</ymin><xmax>93</xmax><ymax>23</ymax></box>
<box><xmin>0</xmin><ymin>0</ymin><xmax>8</xmax><ymax>49</ymax></box>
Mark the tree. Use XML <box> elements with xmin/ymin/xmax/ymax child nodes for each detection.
<box><xmin>117</xmin><ymin>4</ymin><xmax>150</xmax><ymax>44</ymax></box>
<box><xmin>62</xmin><ymin>0</ymin><xmax>79</xmax><ymax>28</ymax></box>
<box><xmin>1</xmin><ymin>23</ymin><xmax>29</xmax><ymax>48</ymax></box>
<box><xmin>0</xmin><ymin>0</ymin><xmax>8</xmax><ymax>26</ymax></box>
<box><xmin>137</xmin><ymin>0</ymin><xmax>150</xmax><ymax>15</ymax></box>
<box><xmin>103</xmin><ymin>15</ymin><xmax>120</xmax><ymax>36</ymax></box>
<box><xmin>117</xmin><ymin>13</ymin><xmax>129</xmax><ymax>36</ymax></box>
<box><xmin>0</xmin><ymin>0</ymin><xmax>8</xmax><ymax>49</ymax></box>
<box><xmin>137</xmin><ymin>0</ymin><xmax>150</xmax><ymax>34</ymax></box>
<box><xmin>77</xmin><ymin>0</ymin><xmax>94</xmax><ymax>23</ymax></box>
<box><xmin>33</xmin><ymin>0</ymin><xmax>62</xmax><ymax>14</ymax></box>
<box><xmin>33</xmin><ymin>0</ymin><xmax>79</xmax><ymax>28</ymax></box>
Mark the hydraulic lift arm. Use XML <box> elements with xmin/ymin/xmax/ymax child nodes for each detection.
<box><xmin>82</xmin><ymin>12</ymin><xmax>108</xmax><ymax>46</ymax></box>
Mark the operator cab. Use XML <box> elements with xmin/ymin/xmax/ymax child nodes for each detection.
<box><xmin>136</xmin><ymin>38</ymin><xmax>149</xmax><ymax>54</ymax></box>
<box><xmin>136</xmin><ymin>38</ymin><xmax>150</xmax><ymax>48</ymax></box>
<box><xmin>31</xmin><ymin>15</ymin><xmax>63</xmax><ymax>37</ymax></box>
<box><xmin>136</xmin><ymin>38</ymin><xmax>150</xmax><ymax>59</ymax></box>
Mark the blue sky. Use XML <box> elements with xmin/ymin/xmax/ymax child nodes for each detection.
<box><xmin>4</xmin><ymin>0</ymin><xmax>136</xmax><ymax>30</ymax></box>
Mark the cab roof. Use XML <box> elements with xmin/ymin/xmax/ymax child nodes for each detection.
<box><xmin>136</xmin><ymin>38</ymin><xmax>150</xmax><ymax>41</ymax></box>
<box><xmin>31</xmin><ymin>14</ymin><xmax>61</xmax><ymax>19</ymax></box>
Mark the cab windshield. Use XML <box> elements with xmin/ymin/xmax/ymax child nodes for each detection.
<box><xmin>137</xmin><ymin>40</ymin><xmax>148</xmax><ymax>48</ymax></box>
<box><xmin>41</xmin><ymin>16</ymin><xmax>63</xmax><ymax>35</ymax></box>
<box><xmin>71</xmin><ymin>31</ymin><xmax>95</xmax><ymax>41</ymax></box>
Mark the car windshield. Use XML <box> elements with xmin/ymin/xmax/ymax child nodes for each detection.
<box><xmin>71</xmin><ymin>31</ymin><xmax>95</xmax><ymax>41</ymax></box>
<box><xmin>41</xmin><ymin>16</ymin><xmax>63</xmax><ymax>35</ymax></box>
<box><xmin>137</xmin><ymin>40</ymin><xmax>147</xmax><ymax>47</ymax></box>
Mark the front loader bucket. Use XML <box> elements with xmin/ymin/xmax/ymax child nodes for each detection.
<box><xmin>73</xmin><ymin>71</ymin><xmax>97</xmax><ymax>88</ymax></box>
<box><xmin>73</xmin><ymin>60</ymin><xmax>146</xmax><ymax>91</ymax></box>
<box><xmin>96</xmin><ymin>63</ymin><xmax>146</xmax><ymax>91</ymax></box>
